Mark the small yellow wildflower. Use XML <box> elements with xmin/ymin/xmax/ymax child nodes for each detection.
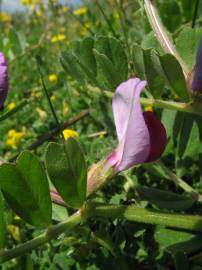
<box><xmin>31</xmin><ymin>87</ymin><xmax>42</xmax><ymax>98</ymax></box>
<box><xmin>80</xmin><ymin>23</ymin><xmax>90</xmax><ymax>36</ymax></box>
<box><xmin>0</xmin><ymin>12</ymin><xmax>11</xmax><ymax>23</ymax></box>
<box><xmin>50</xmin><ymin>95</ymin><xmax>56</xmax><ymax>101</ymax></box>
<box><xmin>36</xmin><ymin>108</ymin><xmax>47</xmax><ymax>120</ymax></box>
<box><xmin>51</xmin><ymin>34</ymin><xmax>66</xmax><ymax>43</ymax></box>
<box><xmin>36</xmin><ymin>9</ymin><xmax>43</xmax><ymax>17</ymax></box>
<box><xmin>62</xmin><ymin>6</ymin><xmax>70</xmax><ymax>13</ymax></box>
<box><xmin>14</xmin><ymin>215</ymin><xmax>21</xmax><ymax>221</ymax></box>
<box><xmin>73</xmin><ymin>7</ymin><xmax>88</xmax><ymax>16</ymax></box>
<box><xmin>174</xmin><ymin>95</ymin><xmax>180</xmax><ymax>101</ymax></box>
<box><xmin>6</xmin><ymin>129</ymin><xmax>26</xmax><ymax>148</ymax></box>
<box><xmin>63</xmin><ymin>129</ymin><xmax>78</xmax><ymax>140</ymax></box>
<box><xmin>20</xmin><ymin>0</ymin><xmax>41</xmax><ymax>5</ymax></box>
<box><xmin>63</xmin><ymin>101</ymin><xmax>69</xmax><ymax>116</ymax></box>
<box><xmin>7</xmin><ymin>225</ymin><xmax>21</xmax><ymax>242</ymax></box>
<box><xmin>48</xmin><ymin>74</ymin><xmax>57</xmax><ymax>82</ymax></box>
<box><xmin>7</xmin><ymin>102</ymin><xmax>16</xmax><ymax>111</ymax></box>
<box><xmin>145</xmin><ymin>106</ymin><xmax>153</xmax><ymax>112</ymax></box>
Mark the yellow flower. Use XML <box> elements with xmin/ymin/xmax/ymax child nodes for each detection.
<box><xmin>7</xmin><ymin>225</ymin><xmax>21</xmax><ymax>242</ymax></box>
<box><xmin>36</xmin><ymin>108</ymin><xmax>47</xmax><ymax>120</ymax></box>
<box><xmin>51</xmin><ymin>34</ymin><xmax>66</xmax><ymax>43</ymax></box>
<box><xmin>63</xmin><ymin>101</ymin><xmax>69</xmax><ymax>116</ymax></box>
<box><xmin>48</xmin><ymin>74</ymin><xmax>57</xmax><ymax>82</ymax></box>
<box><xmin>20</xmin><ymin>0</ymin><xmax>41</xmax><ymax>5</ymax></box>
<box><xmin>6</xmin><ymin>129</ymin><xmax>26</xmax><ymax>148</ymax></box>
<box><xmin>63</xmin><ymin>129</ymin><xmax>78</xmax><ymax>140</ymax></box>
<box><xmin>80</xmin><ymin>23</ymin><xmax>90</xmax><ymax>36</ymax></box>
<box><xmin>145</xmin><ymin>106</ymin><xmax>153</xmax><ymax>112</ymax></box>
<box><xmin>14</xmin><ymin>215</ymin><xmax>21</xmax><ymax>221</ymax></box>
<box><xmin>36</xmin><ymin>9</ymin><xmax>43</xmax><ymax>17</ymax></box>
<box><xmin>7</xmin><ymin>102</ymin><xmax>16</xmax><ymax>111</ymax></box>
<box><xmin>62</xmin><ymin>6</ymin><xmax>70</xmax><ymax>13</ymax></box>
<box><xmin>50</xmin><ymin>95</ymin><xmax>56</xmax><ymax>101</ymax></box>
<box><xmin>73</xmin><ymin>7</ymin><xmax>88</xmax><ymax>16</ymax></box>
<box><xmin>0</xmin><ymin>12</ymin><xmax>11</xmax><ymax>23</ymax></box>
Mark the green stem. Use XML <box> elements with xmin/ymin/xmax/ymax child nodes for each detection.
<box><xmin>93</xmin><ymin>203</ymin><xmax>202</xmax><ymax>232</ymax></box>
<box><xmin>2</xmin><ymin>203</ymin><xmax>202</xmax><ymax>263</ymax></box>
<box><xmin>36</xmin><ymin>58</ymin><xmax>65</xmax><ymax>141</ymax></box>
<box><xmin>143</xmin><ymin>0</ymin><xmax>189</xmax><ymax>77</ymax></box>
<box><xmin>140</xmin><ymin>98</ymin><xmax>202</xmax><ymax>116</ymax></box>
<box><xmin>0</xmin><ymin>211</ymin><xmax>82</xmax><ymax>263</ymax></box>
<box><xmin>103</xmin><ymin>89</ymin><xmax>202</xmax><ymax>115</ymax></box>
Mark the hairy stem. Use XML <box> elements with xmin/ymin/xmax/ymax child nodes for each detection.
<box><xmin>2</xmin><ymin>203</ymin><xmax>202</xmax><ymax>263</ymax></box>
<box><xmin>103</xmin><ymin>89</ymin><xmax>202</xmax><ymax>116</ymax></box>
<box><xmin>93</xmin><ymin>203</ymin><xmax>202</xmax><ymax>231</ymax></box>
<box><xmin>0</xmin><ymin>211</ymin><xmax>82</xmax><ymax>263</ymax></box>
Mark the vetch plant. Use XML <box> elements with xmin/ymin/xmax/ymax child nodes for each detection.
<box><xmin>2</xmin><ymin>1</ymin><xmax>202</xmax><ymax>269</ymax></box>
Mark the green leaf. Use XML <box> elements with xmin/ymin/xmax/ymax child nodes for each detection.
<box><xmin>94</xmin><ymin>36</ymin><xmax>128</xmax><ymax>87</ymax></box>
<box><xmin>155</xmin><ymin>228</ymin><xmax>197</xmax><ymax>270</ymax></box>
<box><xmin>60</xmin><ymin>51</ymin><xmax>85</xmax><ymax>83</ymax></box>
<box><xmin>167</xmin><ymin>235</ymin><xmax>202</xmax><ymax>256</ymax></box>
<box><xmin>132</xmin><ymin>44</ymin><xmax>145</xmax><ymax>79</ymax></box>
<box><xmin>0</xmin><ymin>151</ymin><xmax>52</xmax><ymax>227</ymax></box>
<box><xmin>175</xmin><ymin>27</ymin><xmax>202</xmax><ymax>69</ymax></box>
<box><xmin>74</xmin><ymin>37</ymin><xmax>98</xmax><ymax>85</ymax></box>
<box><xmin>80</xmin><ymin>37</ymin><xmax>96</xmax><ymax>76</ymax></box>
<box><xmin>159</xmin><ymin>54</ymin><xmax>190</xmax><ymax>102</ymax></box>
<box><xmin>155</xmin><ymin>228</ymin><xmax>194</xmax><ymax>250</ymax></box>
<box><xmin>45</xmin><ymin>139</ymin><xmax>87</xmax><ymax>208</ymax></box>
<box><xmin>176</xmin><ymin>115</ymin><xmax>200</xmax><ymax>176</ymax></box>
<box><xmin>0</xmin><ymin>192</ymin><xmax>6</xmax><ymax>249</ymax></box>
<box><xmin>141</xmin><ymin>31</ymin><xmax>163</xmax><ymax>53</ymax></box>
<box><xmin>60</xmin><ymin>36</ymin><xmax>128</xmax><ymax>89</ymax></box>
<box><xmin>52</xmin><ymin>204</ymin><xmax>68</xmax><ymax>222</ymax></box>
<box><xmin>93</xmin><ymin>49</ymin><xmax>121</xmax><ymax>89</ymax></box>
<box><xmin>143</xmin><ymin>49</ymin><xmax>165</xmax><ymax>98</ymax></box>
<box><xmin>136</xmin><ymin>185</ymin><xmax>195</xmax><ymax>210</ymax></box>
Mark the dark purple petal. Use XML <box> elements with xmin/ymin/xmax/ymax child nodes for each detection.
<box><xmin>0</xmin><ymin>52</ymin><xmax>8</xmax><ymax>108</ymax></box>
<box><xmin>143</xmin><ymin>111</ymin><xmax>167</xmax><ymax>162</ymax></box>
<box><xmin>192</xmin><ymin>37</ymin><xmax>202</xmax><ymax>93</ymax></box>
<box><xmin>109</xmin><ymin>78</ymin><xmax>150</xmax><ymax>171</ymax></box>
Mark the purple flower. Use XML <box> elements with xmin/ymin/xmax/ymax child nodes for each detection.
<box><xmin>0</xmin><ymin>52</ymin><xmax>8</xmax><ymax>109</ymax></box>
<box><xmin>107</xmin><ymin>78</ymin><xmax>167</xmax><ymax>172</ymax></box>
<box><xmin>192</xmin><ymin>37</ymin><xmax>202</xmax><ymax>93</ymax></box>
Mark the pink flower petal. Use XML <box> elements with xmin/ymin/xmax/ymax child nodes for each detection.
<box><xmin>111</xmin><ymin>78</ymin><xmax>150</xmax><ymax>171</ymax></box>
